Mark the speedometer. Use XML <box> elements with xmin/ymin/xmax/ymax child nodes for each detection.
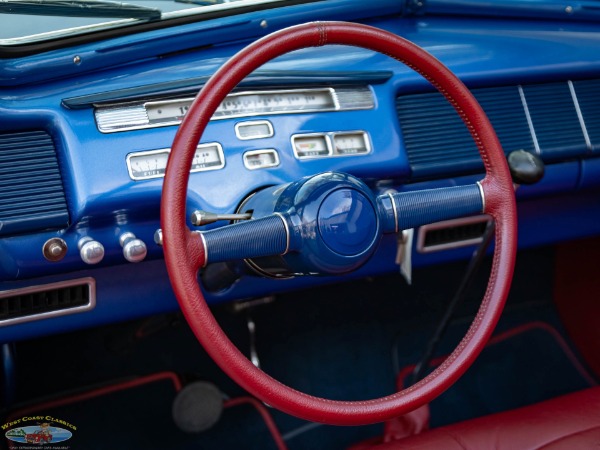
<box><xmin>144</xmin><ymin>88</ymin><xmax>338</xmax><ymax>125</ymax></box>
<box><xmin>214</xmin><ymin>89</ymin><xmax>336</xmax><ymax>117</ymax></box>
<box><xmin>95</xmin><ymin>86</ymin><xmax>375</xmax><ymax>133</ymax></box>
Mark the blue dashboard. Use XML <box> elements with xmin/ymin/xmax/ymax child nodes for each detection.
<box><xmin>1</xmin><ymin>0</ymin><xmax>600</xmax><ymax>342</ymax></box>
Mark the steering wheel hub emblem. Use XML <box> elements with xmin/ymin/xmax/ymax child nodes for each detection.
<box><xmin>317</xmin><ymin>188</ymin><xmax>377</xmax><ymax>256</ymax></box>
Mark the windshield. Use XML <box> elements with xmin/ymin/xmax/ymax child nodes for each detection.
<box><xmin>0</xmin><ymin>0</ymin><xmax>288</xmax><ymax>46</ymax></box>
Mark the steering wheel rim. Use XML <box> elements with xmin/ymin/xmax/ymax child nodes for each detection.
<box><xmin>161</xmin><ymin>21</ymin><xmax>517</xmax><ymax>425</ymax></box>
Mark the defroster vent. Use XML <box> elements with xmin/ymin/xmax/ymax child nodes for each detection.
<box><xmin>0</xmin><ymin>130</ymin><xmax>69</xmax><ymax>236</ymax></box>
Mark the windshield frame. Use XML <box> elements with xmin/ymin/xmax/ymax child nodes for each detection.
<box><xmin>0</xmin><ymin>0</ymin><xmax>319</xmax><ymax>57</ymax></box>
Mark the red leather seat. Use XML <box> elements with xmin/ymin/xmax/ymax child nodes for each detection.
<box><xmin>369</xmin><ymin>387</ymin><xmax>600</xmax><ymax>450</ymax></box>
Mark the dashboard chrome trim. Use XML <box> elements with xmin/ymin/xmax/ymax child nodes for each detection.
<box><xmin>569</xmin><ymin>80</ymin><xmax>593</xmax><ymax>151</ymax></box>
<box><xmin>95</xmin><ymin>86</ymin><xmax>375</xmax><ymax>133</ymax></box>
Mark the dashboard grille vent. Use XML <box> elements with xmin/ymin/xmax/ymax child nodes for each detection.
<box><xmin>522</xmin><ymin>83</ymin><xmax>586</xmax><ymax>159</ymax></box>
<box><xmin>573</xmin><ymin>79</ymin><xmax>600</xmax><ymax>151</ymax></box>
<box><xmin>0</xmin><ymin>131</ymin><xmax>69</xmax><ymax>236</ymax></box>
<box><xmin>397</xmin><ymin>81</ymin><xmax>590</xmax><ymax>178</ymax></box>
<box><xmin>0</xmin><ymin>278</ymin><xmax>95</xmax><ymax>327</ymax></box>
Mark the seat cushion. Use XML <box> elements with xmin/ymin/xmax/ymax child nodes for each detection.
<box><xmin>369</xmin><ymin>387</ymin><xmax>600</xmax><ymax>450</ymax></box>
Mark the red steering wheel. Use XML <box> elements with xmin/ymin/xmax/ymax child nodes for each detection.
<box><xmin>161</xmin><ymin>21</ymin><xmax>517</xmax><ymax>425</ymax></box>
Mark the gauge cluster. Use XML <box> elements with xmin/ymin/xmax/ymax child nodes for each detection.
<box><xmin>125</xmin><ymin>129</ymin><xmax>372</xmax><ymax>181</ymax></box>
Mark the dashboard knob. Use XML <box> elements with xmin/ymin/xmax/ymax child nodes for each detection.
<box><xmin>154</xmin><ymin>229</ymin><xmax>163</xmax><ymax>246</ymax></box>
<box><xmin>78</xmin><ymin>237</ymin><xmax>105</xmax><ymax>265</ymax></box>
<box><xmin>119</xmin><ymin>232</ymin><xmax>147</xmax><ymax>263</ymax></box>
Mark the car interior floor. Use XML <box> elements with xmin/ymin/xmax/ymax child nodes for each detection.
<box><xmin>2</xmin><ymin>239</ymin><xmax>598</xmax><ymax>450</ymax></box>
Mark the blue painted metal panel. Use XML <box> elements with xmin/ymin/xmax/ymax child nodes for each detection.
<box><xmin>580</xmin><ymin>157</ymin><xmax>600</xmax><ymax>190</ymax></box>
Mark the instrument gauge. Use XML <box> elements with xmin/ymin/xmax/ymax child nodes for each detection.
<box><xmin>191</xmin><ymin>143</ymin><xmax>225</xmax><ymax>172</ymax></box>
<box><xmin>126</xmin><ymin>143</ymin><xmax>225</xmax><ymax>181</ymax></box>
<box><xmin>127</xmin><ymin>150</ymin><xmax>169</xmax><ymax>180</ymax></box>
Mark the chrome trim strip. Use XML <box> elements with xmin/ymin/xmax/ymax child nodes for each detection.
<box><xmin>273</xmin><ymin>213</ymin><xmax>290</xmax><ymax>255</ymax></box>
<box><xmin>417</xmin><ymin>215</ymin><xmax>492</xmax><ymax>254</ymax></box>
<box><xmin>476</xmin><ymin>181</ymin><xmax>486</xmax><ymax>213</ymax></box>
<box><xmin>518</xmin><ymin>85</ymin><xmax>542</xmax><ymax>155</ymax></box>
<box><xmin>199</xmin><ymin>232</ymin><xmax>208</xmax><ymax>267</ymax></box>
<box><xmin>568</xmin><ymin>80</ymin><xmax>593</xmax><ymax>151</ymax></box>
<box><xmin>0</xmin><ymin>278</ymin><xmax>96</xmax><ymax>327</ymax></box>
<box><xmin>387</xmin><ymin>192</ymin><xmax>399</xmax><ymax>234</ymax></box>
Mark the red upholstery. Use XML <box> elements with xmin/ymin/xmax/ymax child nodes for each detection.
<box><xmin>366</xmin><ymin>387</ymin><xmax>600</xmax><ymax>450</ymax></box>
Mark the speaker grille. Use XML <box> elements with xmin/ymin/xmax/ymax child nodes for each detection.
<box><xmin>0</xmin><ymin>130</ymin><xmax>69</xmax><ymax>236</ymax></box>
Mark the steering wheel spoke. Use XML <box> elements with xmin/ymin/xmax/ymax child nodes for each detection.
<box><xmin>378</xmin><ymin>183</ymin><xmax>485</xmax><ymax>234</ymax></box>
<box><xmin>200</xmin><ymin>214</ymin><xmax>290</xmax><ymax>266</ymax></box>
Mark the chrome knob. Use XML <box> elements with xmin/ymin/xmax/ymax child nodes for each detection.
<box><xmin>154</xmin><ymin>229</ymin><xmax>163</xmax><ymax>246</ymax></box>
<box><xmin>119</xmin><ymin>232</ymin><xmax>147</xmax><ymax>263</ymax></box>
<box><xmin>78</xmin><ymin>237</ymin><xmax>105</xmax><ymax>265</ymax></box>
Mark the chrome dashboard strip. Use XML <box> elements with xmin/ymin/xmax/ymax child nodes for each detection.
<box><xmin>568</xmin><ymin>80</ymin><xmax>593</xmax><ymax>151</ymax></box>
<box><xmin>518</xmin><ymin>85</ymin><xmax>542</xmax><ymax>155</ymax></box>
<box><xmin>63</xmin><ymin>72</ymin><xmax>392</xmax><ymax>109</ymax></box>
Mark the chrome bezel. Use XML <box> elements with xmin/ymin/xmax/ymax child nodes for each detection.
<box><xmin>291</xmin><ymin>133</ymin><xmax>332</xmax><ymax>159</ymax></box>
<box><xmin>331</xmin><ymin>131</ymin><xmax>372</xmax><ymax>157</ymax></box>
<box><xmin>126</xmin><ymin>143</ymin><xmax>225</xmax><ymax>181</ymax></box>
<box><xmin>291</xmin><ymin>130</ymin><xmax>372</xmax><ymax>160</ymax></box>
<box><xmin>235</xmin><ymin>120</ymin><xmax>275</xmax><ymax>140</ymax></box>
<box><xmin>243</xmin><ymin>149</ymin><xmax>280</xmax><ymax>170</ymax></box>
<box><xmin>0</xmin><ymin>278</ymin><xmax>96</xmax><ymax>327</ymax></box>
<box><xmin>417</xmin><ymin>215</ymin><xmax>492</xmax><ymax>253</ymax></box>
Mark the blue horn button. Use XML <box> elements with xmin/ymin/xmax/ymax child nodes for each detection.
<box><xmin>317</xmin><ymin>189</ymin><xmax>377</xmax><ymax>256</ymax></box>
